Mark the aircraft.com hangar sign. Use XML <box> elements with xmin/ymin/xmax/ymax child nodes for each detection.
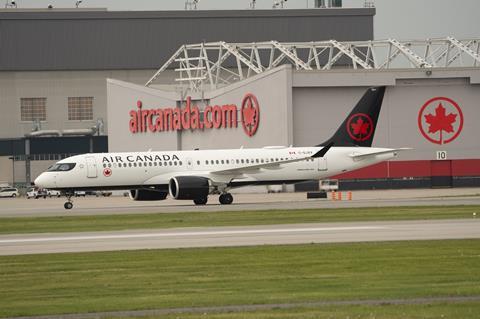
<box><xmin>128</xmin><ymin>93</ymin><xmax>260</xmax><ymax>137</ymax></box>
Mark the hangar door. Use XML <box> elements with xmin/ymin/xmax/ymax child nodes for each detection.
<box><xmin>431</xmin><ymin>160</ymin><xmax>452</xmax><ymax>188</ymax></box>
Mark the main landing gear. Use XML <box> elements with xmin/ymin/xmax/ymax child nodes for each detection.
<box><xmin>193</xmin><ymin>197</ymin><xmax>208</xmax><ymax>205</ymax></box>
<box><xmin>219</xmin><ymin>193</ymin><xmax>233</xmax><ymax>205</ymax></box>
<box><xmin>64</xmin><ymin>193</ymin><xmax>74</xmax><ymax>210</ymax></box>
<box><xmin>192</xmin><ymin>193</ymin><xmax>233</xmax><ymax>205</ymax></box>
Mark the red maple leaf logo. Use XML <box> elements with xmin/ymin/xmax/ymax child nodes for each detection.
<box><xmin>241</xmin><ymin>93</ymin><xmax>260</xmax><ymax>137</ymax></box>
<box><xmin>351</xmin><ymin>117</ymin><xmax>370</xmax><ymax>136</ymax></box>
<box><xmin>424</xmin><ymin>103</ymin><xmax>457</xmax><ymax>144</ymax></box>
<box><xmin>242</xmin><ymin>106</ymin><xmax>257</xmax><ymax>126</ymax></box>
<box><xmin>103</xmin><ymin>168</ymin><xmax>112</xmax><ymax>177</ymax></box>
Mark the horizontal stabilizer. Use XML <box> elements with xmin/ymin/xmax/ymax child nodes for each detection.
<box><xmin>350</xmin><ymin>148</ymin><xmax>412</xmax><ymax>160</ymax></box>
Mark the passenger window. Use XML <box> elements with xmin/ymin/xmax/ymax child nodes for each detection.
<box><xmin>103</xmin><ymin>164</ymin><xmax>106</xmax><ymax>168</ymax></box>
<box><xmin>205</xmin><ymin>160</ymin><xmax>209</xmax><ymax>165</ymax></box>
<box><xmin>236</xmin><ymin>159</ymin><xmax>239</xmax><ymax>164</ymax></box>
<box><xmin>216</xmin><ymin>160</ymin><xmax>219</xmax><ymax>164</ymax></box>
<box><xmin>246</xmin><ymin>159</ymin><xmax>249</xmax><ymax>163</ymax></box>
<box><xmin>221</xmin><ymin>160</ymin><xmax>224</xmax><ymax>164</ymax></box>
<box><xmin>108</xmin><ymin>163</ymin><xmax>112</xmax><ymax>168</ymax></box>
<box><xmin>169</xmin><ymin>162</ymin><xmax>172</xmax><ymax>166</ymax></box>
<box><xmin>179</xmin><ymin>161</ymin><xmax>183</xmax><ymax>166</ymax></box>
<box><xmin>241</xmin><ymin>159</ymin><xmax>244</xmax><ymax>164</ymax></box>
<box><xmin>197</xmin><ymin>161</ymin><xmax>200</xmax><ymax>165</ymax></box>
<box><xmin>226</xmin><ymin>160</ymin><xmax>229</xmax><ymax>164</ymax></box>
<box><xmin>256</xmin><ymin>159</ymin><xmax>259</xmax><ymax>163</ymax></box>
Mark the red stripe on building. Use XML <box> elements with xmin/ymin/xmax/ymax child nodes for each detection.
<box><xmin>332</xmin><ymin>159</ymin><xmax>480</xmax><ymax>179</ymax></box>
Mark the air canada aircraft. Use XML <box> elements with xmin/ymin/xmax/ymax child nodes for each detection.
<box><xmin>35</xmin><ymin>86</ymin><xmax>408</xmax><ymax>209</ymax></box>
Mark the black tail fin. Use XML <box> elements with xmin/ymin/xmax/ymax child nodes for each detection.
<box><xmin>318</xmin><ymin>86</ymin><xmax>386</xmax><ymax>147</ymax></box>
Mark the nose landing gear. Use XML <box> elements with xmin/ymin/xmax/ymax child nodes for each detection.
<box><xmin>64</xmin><ymin>192</ymin><xmax>74</xmax><ymax>210</ymax></box>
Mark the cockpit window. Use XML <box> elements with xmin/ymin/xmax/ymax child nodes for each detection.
<box><xmin>47</xmin><ymin>163</ymin><xmax>76</xmax><ymax>172</ymax></box>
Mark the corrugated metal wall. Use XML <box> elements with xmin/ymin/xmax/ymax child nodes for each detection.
<box><xmin>0</xmin><ymin>9</ymin><xmax>374</xmax><ymax>71</ymax></box>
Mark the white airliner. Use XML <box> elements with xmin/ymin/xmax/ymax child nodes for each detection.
<box><xmin>35</xmin><ymin>87</ymin><xmax>408</xmax><ymax>209</ymax></box>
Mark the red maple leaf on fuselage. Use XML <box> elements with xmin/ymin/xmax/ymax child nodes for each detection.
<box><xmin>351</xmin><ymin>117</ymin><xmax>370</xmax><ymax>136</ymax></box>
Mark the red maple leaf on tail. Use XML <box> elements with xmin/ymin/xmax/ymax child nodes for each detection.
<box><xmin>424</xmin><ymin>103</ymin><xmax>457</xmax><ymax>144</ymax></box>
<box><xmin>351</xmin><ymin>117</ymin><xmax>370</xmax><ymax>136</ymax></box>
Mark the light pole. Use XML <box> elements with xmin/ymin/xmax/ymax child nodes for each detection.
<box><xmin>8</xmin><ymin>156</ymin><xmax>15</xmax><ymax>187</ymax></box>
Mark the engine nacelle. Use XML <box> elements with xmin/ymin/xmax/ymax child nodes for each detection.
<box><xmin>169</xmin><ymin>176</ymin><xmax>210</xmax><ymax>200</ymax></box>
<box><xmin>129</xmin><ymin>189</ymin><xmax>168</xmax><ymax>201</ymax></box>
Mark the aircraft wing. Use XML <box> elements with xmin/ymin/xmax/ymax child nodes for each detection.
<box><xmin>211</xmin><ymin>143</ymin><xmax>333</xmax><ymax>176</ymax></box>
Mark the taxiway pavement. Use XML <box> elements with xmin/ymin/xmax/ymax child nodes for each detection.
<box><xmin>1</xmin><ymin>188</ymin><xmax>480</xmax><ymax>217</ymax></box>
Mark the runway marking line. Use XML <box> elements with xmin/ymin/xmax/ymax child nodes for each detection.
<box><xmin>0</xmin><ymin>226</ymin><xmax>386</xmax><ymax>244</ymax></box>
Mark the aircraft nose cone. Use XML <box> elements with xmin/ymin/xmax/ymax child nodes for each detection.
<box><xmin>34</xmin><ymin>173</ymin><xmax>50</xmax><ymax>188</ymax></box>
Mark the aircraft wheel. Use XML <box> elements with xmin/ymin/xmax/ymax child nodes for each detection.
<box><xmin>193</xmin><ymin>197</ymin><xmax>208</xmax><ymax>205</ymax></box>
<box><xmin>64</xmin><ymin>202</ymin><xmax>73</xmax><ymax>210</ymax></box>
<box><xmin>219</xmin><ymin>193</ymin><xmax>233</xmax><ymax>205</ymax></box>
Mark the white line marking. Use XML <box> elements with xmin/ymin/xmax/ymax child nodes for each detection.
<box><xmin>0</xmin><ymin>226</ymin><xmax>385</xmax><ymax>244</ymax></box>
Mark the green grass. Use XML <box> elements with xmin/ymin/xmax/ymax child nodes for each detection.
<box><xmin>0</xmin><ymin>239</ymin><xmax>479</xmax><ymax>317</ymax></box>
<box><xmin>116</xmin><ymin>302</ymin><xmax>480</xmax><ymax>319</ymax></box>
<box><xmin>0</xmin><ymin>205</ymin><xmax>479</xmax><ymax>235</ymax></box>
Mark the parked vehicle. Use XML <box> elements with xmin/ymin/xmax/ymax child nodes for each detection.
<box><xmin>26</xmin><ymin>187</ymin><xmax>48</xmax><ymax>199</ymax></box>
<box><xmin>47</xmin><ymin>189</ymin><xmax>62</xmax><ymax>197</ymax></box>
<box><xmin>319</xmin><ymin>179</ymin><xmax>339</xmax><ymax>192</ymax></box>
<box><xmin>95</xmin><ymin>191</ymin><xmax>112</xmax><ymax>197</ymax></box>
<box><xmin>0</xmin><ymin>188</ymin><xmax>19</xmax><ymax>198</ymax></box>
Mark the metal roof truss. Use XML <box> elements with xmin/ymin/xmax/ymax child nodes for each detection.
<box><xmin>145</xmin><ymin>37</ymin><xmax>480</xmax><ymax>91</ymax></box>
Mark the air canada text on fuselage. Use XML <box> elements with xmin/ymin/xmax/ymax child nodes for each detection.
<box><xmin>102</xmin><ymin>154</ymin><xmax>180</xmax><ymax>163</ymax></box>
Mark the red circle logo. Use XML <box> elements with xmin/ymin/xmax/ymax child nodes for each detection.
<box><xmin>103</xmin><ymin>168</ymin><xmax>112</xmax><ymax>177</ymax></box>
<box><xmin>346</xmin><ymin>113</ymin><xmax>374</xmax><ymax>142</ymax></box>
<box><xmin>241</xmin><ymin>93</ymin><xmax>260</xmax><ymax>137</ymax></box>
<box><xmin>418</xmin><ymin>97</ymin><xmax>463</xmax><ymax>145</ymax></box>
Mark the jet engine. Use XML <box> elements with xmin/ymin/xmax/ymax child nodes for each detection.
<box><xmin>129</xmin><ymin>189</ymin><xmax>168</xmax><ymax>201</ymax></box>
<box><xmin>169</xmin><ymin>176</ymin><xmax>210</xmax><ymax>200</ymax></box>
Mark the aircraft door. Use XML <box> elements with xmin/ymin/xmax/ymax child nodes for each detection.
<box><xmin>85</xmin><ymin>156</ymin><xmax>98</xmax><ymax>178</ymax></box>
<box><xmin>317</xmin><ymin>158</ymin><xmax>327</xmax><ymax>171</ymax></box>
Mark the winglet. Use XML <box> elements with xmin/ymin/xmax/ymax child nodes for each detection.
<box><xmin>312</xmin><ymin>142</ymin><xmax>334</xmax><ymax>158</ymax></box>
